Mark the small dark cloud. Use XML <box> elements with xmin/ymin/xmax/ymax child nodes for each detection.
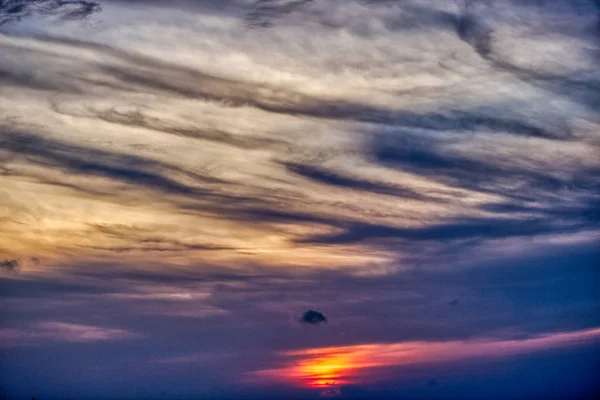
<box><xmin>449</xmin><ymin>299</ymin><xmax>459</xmax><ymax>306</ymax></box>
<box><xmin>0</xmin><ymin>258</ymin><xmax>20</xmax><ymax>272</ymax></box>
<box><xmin>299</xmin><ymin>309</ymin><xmax>327</xmax><ymax>325</ymax></box>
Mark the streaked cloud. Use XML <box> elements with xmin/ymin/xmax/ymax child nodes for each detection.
<box><xmin>0</xmin><ymin>321</ymin><xmax>139</xmax><ymax>344</ymax></box>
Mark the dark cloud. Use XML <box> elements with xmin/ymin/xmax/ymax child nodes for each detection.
<box><xmin>244</xmin><ymin>0</ymin><xmax>314</xmax><ymax>28</ymax></box>
<box><xmin>0</xmin><ymin>130</ymin><xmax>229</xmax><ymax>198</ymax></box>
<box><xmin>283</xmin><ymin>162</ymin><xmax>428</xmax><ymax>200</ymax></box>
<box><xmin>456</xmin><ymin>10</ymin><xmax>492</xmax><ymax>59</ymax></box>
<box><xmin>297</xmin><ymin>216</ymin><xmax>589</xmax><ymax>246</ymax></box>
<box><xmin>0</xmin><ymin>258</ymin><xmax>20</xmax><ymax>272</ymax></box>
<box><xmin>299</xmin><ymin>309</ymin><xmax>327</xmax><ymax>325</ymax></box>
<box><xmin>0</xmin><ymin>0</ymin><xmax>101</xmax><ymax>26</ymax></box>
<box><xmin>370</xmin><ymin>130</ymin><xmax>599</xmax><ymax>219</ymax></box>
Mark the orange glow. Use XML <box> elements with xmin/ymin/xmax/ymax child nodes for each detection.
<box><xmin>295</xmin><ymin>352</ymin><xmax>359</xmax><ymax>387</ymax></box>
<box><xmin>247</xmin><ymin>346</ymin><xmax>383</xmax><ymax>389</ymax></box>
<box><xmin>247</xmin><ymin>327</ymin><xmax>600</xmax><ymax>389</ymax></box>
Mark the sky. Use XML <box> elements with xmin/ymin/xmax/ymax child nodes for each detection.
<box><xmin>0</xmin><ymin>0</ymin><xmax>599</xmax><ymax>399</ymax></box>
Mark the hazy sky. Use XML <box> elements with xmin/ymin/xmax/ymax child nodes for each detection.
<box><xmin>1</xmin><ymin>1</ymin><xmax>599</xmax><ymax>399</ymax></box>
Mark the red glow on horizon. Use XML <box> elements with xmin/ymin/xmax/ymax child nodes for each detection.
<box><xmin>295</xmin><ymin>351</ymin><xmax>358</xmax><ymax>388</ymax></box>
<box><xmin>246</xmin><ymin>327</ymin><xmax>600</xmax><ymax>391</ymax></box>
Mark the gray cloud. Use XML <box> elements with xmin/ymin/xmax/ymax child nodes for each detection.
<box><xmin>0</xmin><ymin>321</ymin><xmax>139</xmax><ymax>344</ymax></box>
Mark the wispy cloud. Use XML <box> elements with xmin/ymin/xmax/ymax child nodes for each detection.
<box><xmin>0</xmin><ymin>321</ymin><xmax>140</xmax><ymax>345</ymax></box>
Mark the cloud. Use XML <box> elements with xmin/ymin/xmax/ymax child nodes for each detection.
<box><xmin>0</xmin><ymin>0</ymin><xmax>597</xmax><ymax>280</ymax></box>
<box><xmin>0</xmin><ymin>0</ymin><xmax>101</xmax><ymax>26</ymax></box>
<box><xmin>0</xmin><ymin>258</ymin><xmax>20</xmax><ymax>272</ymax></box>
<box><xmin>245</xmin><ymin>0</ymin><xmax>315</xmax><ymax>28</ymax></box>
<box><xmin>300</xmin><ymin>309</ymin><xmax>327</xmax><ymax>325</ymax></box>
<box><xmin>0</xmin><ymin>131</ymin><xmax>221</xmax><ymax>197</ymax></box>
<box><xmin>0</xmin><ymin>321</ymin><xmax>139</xmax><ymax>345</ymax></box>
<box><xmin>283</xmin><ymin>162</ymin><xmax>427</xmax><ymax>200</ymax></box>
<box><xmin>2</xmin><ymin>19</ymin><xmax>596</xmax><ymax>270</ymax></box>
